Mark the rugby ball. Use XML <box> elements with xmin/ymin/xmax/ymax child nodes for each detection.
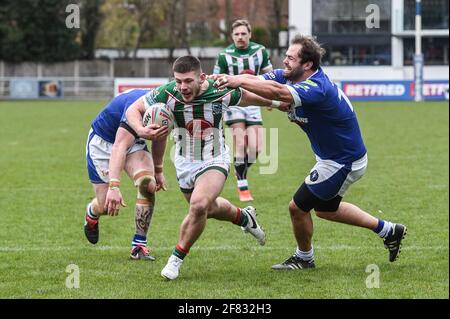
<box><xmin>142</xmin><ymin>103</ymin><xmax>175</xmax><ymax>130</ymax></box>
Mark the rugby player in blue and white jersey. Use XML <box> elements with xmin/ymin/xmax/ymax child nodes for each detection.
<box><xmin>212</xmin><ymin>35</ymin><xmax>407</xmax><ymax>270</ymax></box>
<box><xmin>85</xmin><ymin>88</ymin><xmax>168</xmax><ymax>260</ymax></box>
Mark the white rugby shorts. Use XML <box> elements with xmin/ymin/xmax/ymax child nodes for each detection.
<box><xmin>305</xmin><ymin>154</ymin><xmax>368</xmax><ymax>200</ymax></box>
<box><xmin>224</xmin><ymin>106</ymin><xmax>263</xmax><ymax>126</ymax></box>
<box><xmin>175</xmin><ymin>151</ymin><xmax>231</xmax><ymax>193</ymax></box>
<box><xmin>86</xmin><ymin>128</ymin><xmax>148</xmax><ymax>183</ymax></box>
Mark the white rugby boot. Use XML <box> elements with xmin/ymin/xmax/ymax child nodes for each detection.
<box><xmin>241</xmin><ymin>206</ymin><xmax>266</xmax><ymax>246</ymax></box>
<box><xmin>161</xmin><ymin>255</ymin><xmax>184</xmax><ymax>280</ymax></box>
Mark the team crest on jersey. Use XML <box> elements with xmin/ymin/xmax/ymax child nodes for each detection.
<box><xmin>310</xmin><ymin>170</ymin><xmax>319</xmax><ymax>182</ymax></box>
<box><xmin>185</xmin><ymin>119</ymin><xmax>213</xmax><ymax>140</ymax></box>
<box><xmin>212</xmin><ymin>102</ymin><xmax>222</xmax><ymax>115</ymax></box>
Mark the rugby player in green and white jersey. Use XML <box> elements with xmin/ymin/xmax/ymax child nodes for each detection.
<box><xmin>214</xmin><ymin>19</ymin><xmax>273</xmax><ymax>202</ymax></box>
<box><xmin>125</xmin><ymin>56</ymin><xmax>287</xmax><ymax>280</ymax></box>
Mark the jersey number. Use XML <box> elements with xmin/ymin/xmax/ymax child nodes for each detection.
<box><xmin>337</xmin><ymin>87</ymin><xmax>354</xmax><ymax>112</ymax></box>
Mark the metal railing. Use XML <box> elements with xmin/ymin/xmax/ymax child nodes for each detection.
<box><xmin>0</xmin><ymin>77</ymin><xmax>114</xmax><ymax>100</ymax></box>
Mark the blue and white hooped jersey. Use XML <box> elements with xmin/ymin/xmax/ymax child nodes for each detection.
<box><xmin>261</xmin><ymin>68</ymin><xmax>367</xmax><ymax>164</ymax></box>
<box><xmin>91</xmin><ymin>89</ymin><xmax>151</xmax><ymax>143</ymax></box>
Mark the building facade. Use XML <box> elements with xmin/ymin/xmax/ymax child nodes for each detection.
<box><xmin>289</xmin><ymin>0</ymin><xmax>448</xmax><ymax>81</ymax></box>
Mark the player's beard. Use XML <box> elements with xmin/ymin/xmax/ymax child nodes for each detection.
<box><xmin>284</xmin><ymin>65</ymin><xmax>305</xmax><ymax>82</ymax></box>
<box><xmin>182</xmin><ymin>84</ymin><xmax>200</xmax><ymax>102</ymax></box>
<box><xmin>191</xmin><ymin>83</ymin><xmax>202</xmax><ymax>98</ymax></box>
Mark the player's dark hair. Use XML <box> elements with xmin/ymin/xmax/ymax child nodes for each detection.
<box><xmin>232</xmin><ymin>19</ymin><xmax>252</xmax><ymax>33</ymax></box>
<box><xmin>173</xmin><ymin>56</ymin><xmax>202</xmax><ymax>74</ymax></box>
<box><xmin>291</xmin><ymin>35</ymin><xmax>326</xmax><ymax>70</ymax></box>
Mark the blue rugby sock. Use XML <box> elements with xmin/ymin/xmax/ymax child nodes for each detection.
<box><xmin>373</xmin><ymin>219</ymin><xmax>394</xmax><ymax>238</ymax></box>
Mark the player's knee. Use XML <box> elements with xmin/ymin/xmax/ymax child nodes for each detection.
<box><xmin>190</xmin><ymin>198</ymin><xmax>210</xmax><ymax>216</ymax></box>
<box><xmin>206</xmin><ymin>201</ymin><xmax>219</xmax><ymax>218</ymax></box>
<box><xmin>133</xmin><ymin>169</ymin><xmax>156</xmax><ymax>205</ymax></box>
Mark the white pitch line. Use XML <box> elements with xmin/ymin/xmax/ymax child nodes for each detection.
<box><xmin>0</xmin><ymin>188</ymin><xmax>88</xmax><ymax>192</ymax></box>
<box><xmin>0</xmin><ymin>245</ymin><xmax>447</xmax><ymax>253</ymax></box>
<box><xmin>427</xmin><ymin>184</ymin><xmax>448</xmax><ymax>189</ymax></box>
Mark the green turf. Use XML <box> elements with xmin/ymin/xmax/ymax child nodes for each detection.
<box><xmin>0</xmin><ymin>100</ymin><xmax>448</xmax><ymax>298</ymax></box>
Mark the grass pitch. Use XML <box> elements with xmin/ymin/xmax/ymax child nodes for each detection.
<box><xmin>0</xmin><ymin>99</ymin><xmax>448</xmax><ymax>299</ymax></box>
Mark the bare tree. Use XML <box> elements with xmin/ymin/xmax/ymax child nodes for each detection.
<box><xmin>128</xmin><ymin>0</ymin><xmax>167</xmax><ymax>59</ymax></box>
<box><xmin>97</xmin><ymin>0</ymin><xmax>139</xmax><ymax>58</ymax></box>
<box><xmin>179</xmin><ymin>0</ymin><xmax>190</xmax><ymax>51</ymax></box>
<box><xmin>80</xmin><ymin>0</ymin><xmax>104</xmax><ymax>59</ymax></box>
<box><xmin>247</xmin><ymin>0</ymin><xmax>258</xmax><ymax>25</ymax></box>
<box><xmin>218</xmin><ymin>0</ymin><xmax>232</xmax><ymax>41</ymax></box>
<box><xmin>132</xmin><ymin>0</ymin><xmax>152</xmax><ymax>59</ymax></box>
<box><xmin>167</xmin><ymin>0</ymin><xmax>191</xmax><ymax>64</ymax></box>
<box><xmin>272</xmin><ymin>0</ymin><xmax>283</xmax><ymax>55</ymax></box>
<box><xmin>167</xmin><ymin>0</ymin><xmax>179</xmax><ymax>63</ymax></box>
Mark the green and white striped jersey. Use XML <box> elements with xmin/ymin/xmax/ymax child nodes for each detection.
<box><xmin>213</xmin><ymin>42</ymin><xmax>272</xmax><ymax>76</ymax></box>
<box><xmin>144</xmin><ymin>79</ymin><xmax>242</xmax><ymax>161</ymax></box>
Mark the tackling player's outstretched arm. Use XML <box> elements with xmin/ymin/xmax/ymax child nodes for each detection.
<box><xmin>238</xmin><ymin>88</ymin><xmax>290</xmax><ymax>110</ymax></box>
<box><xmin>214</xmin><ymin>74</ymin><xmax>294</xmax><ymax>104</ymax></box>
